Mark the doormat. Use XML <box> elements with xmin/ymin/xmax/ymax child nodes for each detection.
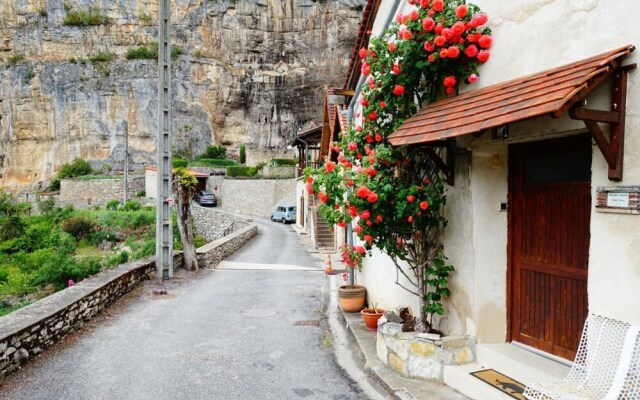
<box><xmin>470</xmin><ymin>369</ymin><xmax>527</xmax><ymax>400</ymax></box>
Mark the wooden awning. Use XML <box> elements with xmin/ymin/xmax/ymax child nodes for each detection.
<box><xmin>388</xmin><ymin>45</ymin><xmax>635</xmax><ymax>147</ymax></box>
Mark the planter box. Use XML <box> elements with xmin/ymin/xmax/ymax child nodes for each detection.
<box><xmin>376</xmin><ymin>320</ymin><xmax>475</xmax><ymax>381</ymax></box>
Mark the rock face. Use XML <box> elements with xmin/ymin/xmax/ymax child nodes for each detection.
<box><xmin>0</xmin><ymin>0</ymin><xmax>363</xmax><ymax>190</ymax></box>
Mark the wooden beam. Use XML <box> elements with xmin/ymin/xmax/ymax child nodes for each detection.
<box><xmin>423</xmin><ymin>140</ymin><xmax>455</xmax><ymax>185</ymax></box>
<box><xmin>569</xmin><ymin>107</ymin><xmax>619</xmax><ymax>123</ymax></box>
<box><xmin>583</xmin><ymin>120</ymin><xmax>617</xmax><ymax>168</ymax></box>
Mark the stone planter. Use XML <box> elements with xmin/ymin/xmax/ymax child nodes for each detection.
<box><xmin>376</xmin><ymin>320</ymin><xmax>475</xmax><ymax>381</ymax></box>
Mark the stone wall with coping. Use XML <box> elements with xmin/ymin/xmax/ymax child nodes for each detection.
<box><xmin>192</xmin><ymin>206</ymin><xmax>252</xmax><ymax>242</ymax></box>
<box><xmin>245</xmin><ymin>148</ymin><xmax>295</xmax><ymax>167</ymax></box>
<box><xmin>59</xmin><ymin>176</ymin><xmax>145</xmax><ymax>210</ymax></box>
<box><xmin>0</xmin><ymin>220</ymin><xmax>258</xmax><ymax>378</ymax></box>
<box><xmin>376</xmin><ymin>320</ymin><xmax>474</xmax><ymax>381</ymax></box>
<box><xmin>220</xmin><ymin>178</ymin><xmax>296</xmax><ymax>217</ymax></box>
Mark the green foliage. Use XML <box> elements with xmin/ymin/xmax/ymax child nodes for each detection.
<box><xmin>125</xmin><ymin>45</ymin><xmax>157</xmax><ymax>60</ymax></box>
<box><xmin>138</xmin><ymin>13</ymin><xmax>152</xmax><ymax>24</ymax></box>
<box><xmin>58</xmin><ymin>158</ymin><xmax>92</xmax><ymax>179</ymax></box>
<box><xmin>38</xmin><ymin>197</ymin><xmax>56</xmax><ymax>214</ymax></box>
<box><xmin>188</xmin><ymin>158</ymin><xmax>237</xmax><ymax>168</ymax></box>
<box><xmin>239</xmin><ymin>144</ymin><xmax>246</xmax><ymax>164</ymax></box>
<box><xmin>173</xmin><ymin>167</ymin><xmax>198</xmax><ymax>189</ymax></box>
<box><xmin>61</xmin><ymin>216</ymin><xmax>95</xmax><ymax>240</ymax></box>
<box><xmin>7</xmin><ymin>54</ymin><xmax>24</xmax><ymax>65</ymax></box>
<box><xmin>63</xmin><ymin>8</ymin><xmax>110</xmax><ymax>26</ymax></box>
<box><xmin>48</xmin><ymin>179</ymin><xmax>61</xmax><ymax>191</ymax></box>
<box><xmin>24</xmin><ymin>69</ymin><xmax>35</xmax><ymax>83</ymax></box>
<box><xmin>123</xmin><ymin>200</ymin><xmax>141</xmax><ymax>211</ymax></box>
<box><xmin>172</xmin><ymin>158</ymin><xmax>188</xmax><ymax>168</ymax></box>
<box><xmin>227</xmin><ymin>166</ymin><xmax>258</xmax><ymax>177</ymax></box>
<box><xmin>89</xmin><ymin>51</ymin><xmax>116</xmax><ymax>63</ymax></box>
<box><xmin>171</xmin><ymin>46</ymin><xmax>183</xmax><ymax>60</ymax></box>
<box><xmin>135</xmin><ymin>190</ymin><xmax>146</xmax><ymax>198</ymax></box>
<box><xmin>106</xmin><ymin>200</ymin><xmax>120</xmax><ymax>211</ymax></box>
<box><xmin>269</xmin><ymin>158</ymin><xmax>296</xmax><ymax>166</ymax></box>
<box><xmin>202</xmin><ymin>145</ymin><xmax>227</xmax><ymax>159</ymax></box>
<box><xmin>0</xmin><ymin>216</ymin><xmax>25</xmax><ymax>242</ymax></box>
<box><xmin>194</xmin><ymin>235</ymin><xmax>207</xmax><ymax>248</ymax></box>
<box><xmin>88</xmin><ymin>230</ymin><xmax>119</xmax><ymax>246</ymax></box>
<box><xmin>37</xmin><ymin>7</ymin><xmax>48</xmax><ymax>17</ymax></box>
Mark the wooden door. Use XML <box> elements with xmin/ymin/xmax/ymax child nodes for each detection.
<box><xmin>509</xmin><ymin>135</ymin><xmax>591</xmax><ymax>360</ymax></box>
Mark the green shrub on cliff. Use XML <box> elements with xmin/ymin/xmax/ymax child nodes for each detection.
<box><xmin>63</xmin><ymin>8</ymin><xmax>110</xmax><ymax>26</ymax></box>
<box><xmin>58</xmin><ymin>158</ymin><xmax>93</xmax><ymax>179</ymax></box>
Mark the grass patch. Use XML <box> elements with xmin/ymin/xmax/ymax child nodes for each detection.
<box><xmin>125</xmin><ymin>43</ymin><xmax>183</xmax><ymax>61</ymax></box>
<box><xmin>89</xmin><ymin>51</ymin><xmax>116</xmax><ymax>63</ymax></box>
<box><xmin>188</xmin><ymin>158</ymin><xmax>238</xmax><ymax>168</ymax></box>
<box><xmin>63</xmin><ymin>8</ymin><xmax>110</xmax><ymax>26</ymax></box>
<box><xmin>7</xmin><ymin>54</ymin><xmax>24</xmax><ymax>66</ymax></box>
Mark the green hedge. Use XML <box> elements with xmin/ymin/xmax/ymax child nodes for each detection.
<box><xmin>173</xmin><ymin>158</ymin><xmax>188</xmax><ymax>168</ymax></box>
<box><xmin>188</xmin><ymin>158</ymin><xmax>238</xmax><ymax>168</ymax></box>
<box><xmin>270</xmin><ymin>158</ymin><xmax>297</xmax><ymax>166</ymax></box>
<box><xmin>227</xmin><ymin>166</ymin><xmax>258</xmax><ymax>177</ymax></box>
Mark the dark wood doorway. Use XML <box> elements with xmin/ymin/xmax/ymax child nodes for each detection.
<box><xmin>508</xmin><ymin>135</ymin><xmax>592</xmax><ymax>360</ymax></box>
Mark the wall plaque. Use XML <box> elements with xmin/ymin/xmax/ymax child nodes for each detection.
<box><xmin>596</xmin><ymin>186</ymin><xmax>640</xmax><ymax>214</ymax></box>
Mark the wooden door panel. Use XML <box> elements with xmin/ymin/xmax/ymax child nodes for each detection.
<box><xmin>509</xmin><ymin>135</ymin><xmax>591</xmax><ymax>360</ymax></box>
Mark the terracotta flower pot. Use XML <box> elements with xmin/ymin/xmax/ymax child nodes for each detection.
<box><xmin>361</xmin><ymin>308</ymin><xmax>385</xmax><ymax>331</ymax></box>
<box><xmin>338</xmin><ymin>285</ymin><xmax>366</xmax><ymax>313</ymax></box>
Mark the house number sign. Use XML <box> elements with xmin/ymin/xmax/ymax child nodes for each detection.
<box><xmin>596</xmin><ymin>186</ymin><xmax>640</xmax><ymax>214</ymax></box>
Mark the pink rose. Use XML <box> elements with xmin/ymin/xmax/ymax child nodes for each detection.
<box><xmin>422</xmin><ymin>17</ymin><xmax>435</xmax><ymax>31</ymax></box>
<box><xmin>464</xmin><ymin>44</ymin><xmax>478</xmax><ymax>58</ymax></box>
<box><xmin>455</xmin><ymin>4</ymin><xmax>467</xmax><ymax>18</ymax></box>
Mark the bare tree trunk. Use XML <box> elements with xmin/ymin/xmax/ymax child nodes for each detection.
<box><xmin>173</xmin><ymin>177</ymin><xmax>198</xmax><ymax>271</ymax></box>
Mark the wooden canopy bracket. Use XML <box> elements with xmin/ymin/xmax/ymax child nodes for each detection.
<box><xmin>423</xmin><ymin>139</ymin><xmax>455</xmax><ymax>185</ymax></box>
<box><xmin>569</xmin><ymin>64</ymin><xmax>636</xmax><ymax>181</ymax></box>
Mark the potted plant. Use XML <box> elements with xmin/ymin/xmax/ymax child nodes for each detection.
<box><xmin>361</xmin><ymin>304</ymin><xmax>385</xmax><ymax>331</ymax></box>
<box><xmin>337</xmin><ymin>244</ymin><xmax>366</xmax><ymax>312</ymax></box>
<box><xmin>306</xmin><ymin>0</ymin><xmax>492</xmax><ymax>331</ymax></box>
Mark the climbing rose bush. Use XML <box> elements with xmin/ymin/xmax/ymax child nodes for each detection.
<box><xmin>306</xmin><ymin>0</ymin><xmax>491</xmax><ymax>327</ymax></box>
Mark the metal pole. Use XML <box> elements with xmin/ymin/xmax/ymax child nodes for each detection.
<box><xmin>123</xmin><ymin>124</ymin><xmax>129</xmax><ymax>205</ymax></box>
<box><xmin>156</xmin><ymin>0</ymin><xmax>173</xmax><ymax>279</ymax></box>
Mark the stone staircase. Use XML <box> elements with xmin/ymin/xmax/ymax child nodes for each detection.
<box><xmin>310</xmin><ymin>197</ymin><xmax>335</xmax><ymax>252</ymax></box>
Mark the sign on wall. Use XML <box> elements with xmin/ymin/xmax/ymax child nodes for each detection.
<box><xmin>596</xmin><ymin>187</ymin><xmax>640</xmax><ymax>214</ymax></box>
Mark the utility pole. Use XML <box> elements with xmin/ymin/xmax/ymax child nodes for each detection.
<box><xmin>156</xmin><ymin>0</ymin><xmax>173</xmax><ymax>279</ymax></box>
<box><xmin>123</xmin><ymin>123</ymin><xmax>129</xmax><ymax>206</ymax></box>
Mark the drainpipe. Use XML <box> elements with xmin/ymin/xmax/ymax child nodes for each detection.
<box><xmin>346</xmin><ymin>0</ymin><xmax>403</xmax><ymax>287</ymax></box>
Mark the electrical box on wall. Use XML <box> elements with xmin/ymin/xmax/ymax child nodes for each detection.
<box><xmin>596</xmin><ymin>186</ymin><xmax>640</xmax><ymax>214</ymax></box>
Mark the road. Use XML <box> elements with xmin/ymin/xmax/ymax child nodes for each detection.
<box><xmin>0</xmin><ymin>217</ymin><xmax>379</xmax><ymax>400</ymax></box>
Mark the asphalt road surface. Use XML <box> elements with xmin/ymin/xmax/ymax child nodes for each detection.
<box><xmin>0</xmin><ymin>217</ymin><xmax>374</xmax><ymax>400</ymax></box>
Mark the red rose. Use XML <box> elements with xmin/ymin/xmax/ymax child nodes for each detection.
<box><xmin>337</xmin><ymin>221</ymin><xmax>346</xmax><ymax>227</ymax></box>
<box><xmin>365</xmin><ymin>135</ymin><xmax>374</xmax><ymax>143</ymax></box>
<box><xmin>466</xmin><ymin>33</ymin><xmax>477</xmax><ymax>43</ymax></box>
<box><xmin>447</xmin><ymin>46</ymin><xmax>460</xmax><ymax>58</ymax></box>
<box><xmin>325</xmin><ymin>161</ymin><xmax>335</xmax><ymax>172</ymax></box>
<box><xmin>407</xmin><ymin>216</ymin><xmax>414</xmax><ymax>223</ymax></box>
<box><xmin>361</xmin><ymin>64</ymin><xmax>371</xmax><ymax>76</ymax></box>
<box><xmin>388</xmin><ymin>42</ymin><xmax>397</xmax><ymax>52</ymax></box>
<box><xmin>347</xmin><ymin>178</ymin><xmax>354</xmax><ymax>186</ymax></box>
<box><xmin>392</xmin><ymin>64</ymin><xmax>401</xmax><ymax>74</ymax></box>
<box><xmin>419</xmin><ymin>0</ymin><xmax>430</xmax><ymax>8</ymax></box>
<box><xmin>367</xmin><ymin>192</ymin><xmax>378</xmax><ymax>203</ymax></box>
<box><xmin>395</xmin><ymin>14</ymin><xmax>404</xmax><ymax>24</ymax></box>
<box><xmin>422</xmin><ymin>17</ymin><xmax>435</xmax><ymax>31</ymax></box>
<box><xmin>356</xmin><ymin>125</ymin><xmax>363</xmax><ymax>132</ymax></box>
<box><xmin>368</xmin><ymin>110</ymin><xmax>378</xmax><ymax>121</ymax></box>
<box><xmin>455</xmin><ymin>4</ymin><xmax>467</xmax><ymax>18</ymax></box>
<box><xmin>360</xmin><ymin>210</ymin><xmax>371</xmax><ymax>219</ymax></box>
<box><xmin>468</xmin><ymin>73</ymin><xmax>478</xmax><ymax>83</ymax></box>
<box><xmin>408</xmin><ymin>0</ymin><xmax>417</xmax><ymax>4</ymax></box>
<box><xmin>439</xmin><ymin>49</ymin><xmax>448</xmax><ymax>58</ymax></box>
<box><xmin>443</xmin><ymin>76</ymin><xmax>457</xmax><ymax>87</ymax></box>
<box><xmin>318</xmin><ymin>192</ymin><xmax>327</xmax><ymax>203</ymax></box>
<box><xmin>306</xmin><ymin>176</ymin><xmax>313</xmax><ymax>183</ymax></box>
<box><xmin>464</xmin><ymin>44</ymin><xmax>478</xmax><ymax>58</ymax></box>
<box><xmin>376</xmin><ymin>215</ymin><xmax>382</xmax><ymax>223</ymax></box>
<box><xmin>355</xmin><ymin>245</ymin><xmax>366</xmax><ymax>255</ymax></box>
<box><xmin>375</xmin><ymin>134</ymin><xmax>382</xmax><ymax>142</ymax></box>
<box><xmin>452</xmin><ymin>22</ymin><xmax>465</xmax><ymax>36</ymax></box>
<box><xmin>424</xmin><ymin>41</ymin><xmax>435</xmax><ymax>52</ymax></box>
<box><xmin>358</xmin><ymin>47</ymin><xmax>367</xmax><ymax>59</ymax></box>
<box><xmin>409</xmin><ymin>10</ymin><xmax>419</xmax><ymax>20</ymax></box>
<box><xmin>434</xmin><ymin>23</ymin><xmax>443</xmax><ymax>34</ymax></box>
<box><xmin>360</xmin><ymin>98</ymin><xmax>369</xmax><ymax>107</ymax></box>
<box><xmin>427</xmin><ymin>54</ymin><xmax>437</xmax><ymax>62</ymax></box>
<box><xmin>305</xmin><ymin>182</ymin><xmax>314</xmax><ymax>195</ymax></box>
<box><xmin>356</xmin><ymin>186</ymin><xmax>371</xmax><ymax>198</ymax></box>
<box><xmin>407</xmin><ymin>195</ymin><xmax>416</xmax><ymax>203</ymax></box>
<box><xmin>420</xmin><ymin>201</ymin><xmax>429</xmax><ymax>210</ymax></box>
<box><xmin>366</xmin><ymin>167</ymin><xmax>377</xmax><ymax>177</ymax></box>
<box><xmin>379</xmin><ymin>101</ymin><xmax>386</xmax><ymax>108</ymax></box>
<box><xmin>364</xmin><ymin>234</ymin><xmax>374</xmax><ymax>243</ymax></box>
<box><xmin>432</xmin><ymin>0</ymin><xmax>444</xmax><ymax>11</ymax></box>
<box><xmin>366</xmin><ymin>220</ymin><xmax>373</xmax><ymax>226</ymax></box>
<box><xmin>477</xmin><ymin>50</ymin><xmax>490</xmax><ymax>62</ymax></box>
<box><xmin>399</xmin><ymin>28</ymin><xmax>412</xmax><ymax>41</ymax></box>
<box><xmin>478</xmin><ymin>35</ymin><xmax>492</xmax><ymax>49</ymax></box>
<box><xmin>348</xmin><ymin>141</ymin><xmax>357</xmax><ymax>151</ymax></box>
<box><xmin>442</xmin><ymin>28</ymin><xmax>454</xmax><ymax>41</ymax></box>
<box><xmin>354</xmin><ymin>225</ymin><xmax>363</xmax><ymax>234</ymax></box>
<box><xmin>434</xmin><ymin>35</ymin><xmax>446</xmax><ymax>47</ymax></box>
<box><xmin>349</xmin><ymin>205</ymin><xmax>358</xmax><ymax>217</ymax></box>
<box><xmin>393</xmin><ymin>85</ymin><xmax>405</xmax><ymax>96</ymax></box>
<box><xmin>446</xmin><ymin>87</ymin><xmax>455</xmax><ymax>95</ymax></box>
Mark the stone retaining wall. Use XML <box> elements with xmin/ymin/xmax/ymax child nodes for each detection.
<box><xmin>192</xmin><ymin>206</ymin><xmax>251</xmax><ymax>242</ymax></box>
<box><xmin>261</xmin><ymin>166</ymin><xmax>295</xmax><ymax>179</ymax></box>
<box><xmin>59</xmin><ymin>176</ymin><xmax>145</xmax><ymax>210</ymax></box>
<box><xmin>196</xmin><ymin>224</ymin><xmax>258</xmax><ymax>267</ymax></box>
<box><xmin>220</xmin><ymin>178</ymin><xmax>296</xmax><ymax>216</ymax></box>
<box><xmin>376</xmin><ymin>320</ymin><xmax>475</xmax><ymax>380</ymax></box>
<box><xmin>0</xmin><ymin>221</ymin><xmax>258</xmax><ymax>378</ymax></box>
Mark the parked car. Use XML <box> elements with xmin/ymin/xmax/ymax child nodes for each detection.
<box><xmin>271</xmin><ymin>204</ymin><xmax>296</xmax><ymax>224</ymax></box>
<box><xmin>193</xmin><ymin>190</ymin><xmax>217</xmax><ymax>206</ymax></box>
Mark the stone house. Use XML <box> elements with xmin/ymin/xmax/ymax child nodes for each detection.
<box><xmin>300</xmin><ymin>0</ymin><xmax>640</xmax><ymax>397</ymax></box>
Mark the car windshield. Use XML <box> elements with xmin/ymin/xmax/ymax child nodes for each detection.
<box><xmin>287</xmin><ymin>207</ymin><xmax>295</xmax><ymax>212</ymax></box>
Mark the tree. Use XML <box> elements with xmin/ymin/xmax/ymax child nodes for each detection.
<box><xmin>172</xmin><ymin>168</ymin><xmax>199</xmax><ymax>271</ymax></box>
<box><xmin>306</xmin><ymin>0</ymin><xmax>491</xmax><ymax>330</ymax></box>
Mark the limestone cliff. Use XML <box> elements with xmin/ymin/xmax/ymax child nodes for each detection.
<box><xmin>0</xmin><ymin>0</ymin><xmax>362</xmax><ymax>189</ymax></box>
